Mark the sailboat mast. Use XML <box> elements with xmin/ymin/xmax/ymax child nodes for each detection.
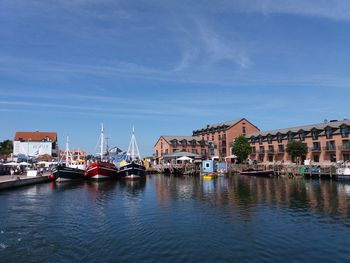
<box><xmin>100</xmin><ymin>123</ymin><xmax>104</xmax><ymax>160</ymax></box>
<box><xmin>127</xmin><ymin>126</ymin><xmax>141</xmax><ymax>161</ymax></box>
<box><xmin>66</xmin><ymin>135</ymin><xmax>69</xmax><ymax>164</ymax></box>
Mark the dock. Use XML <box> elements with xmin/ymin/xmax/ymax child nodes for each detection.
<box><xmin>0</xmin><ymin>174</ymin><xmax>51</xmax><ymax>191</ymax></box>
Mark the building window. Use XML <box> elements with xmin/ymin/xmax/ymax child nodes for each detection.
<box><xmin>268</xmin><ymin>155</ymin><xmax>273</xmax><ymax>162</ymax></box>
<box><xmin>251</xmin><ymin>136</ymin><xmax>256</xmax><ymax>144</ymax></box>
<box><xmin>172</xmin><ymin>140</ymin><xmax>178</xmax><ymax>148</ymax></box>
<box><xmin>299</xmin><ymin>131</ymin><xmax>305</xmax><ymax>141</ymax></box>
<box><xmin>278</xmin><ymin>144</ymin><xmax>284</xmax><ymax>153</ymax></box>
<box><xmin>211</xmin><ymin>135</ymin><xmax>214</xmax><ymax>141</ymax></box>
<box><xmin>251</xmin><ymin>147</ymin><xmax>256</xmax><ymax>153</ymax></box>
<box><xmin>277</xmin><ymin>133</ymin><xmax>282</xmax><ymax>143</ymax></box>
<box><xmin>287</xmin><ymin>132</ymin><xmax>294</xmax><ymax>142</ymax></box>
<box><xmin>222</xmin><ymin>134</ymin><xmax>226</xmax><ymax>141</ymax></box>
<box><xmin>268</xmin><ymin>145</ymin><xmax>274</xmax><ymax>153</ymax></box>
<box><xmin>312</xmin><ymin>142</ymin><xmax>321</xmax><ymax>151</ymax></box>
<box><xmin>325</xmin><ymin>127</ymin><xmax>333</xmax><ymax>139</ymax></box>
<box><xmin>165</xmin><ymin>149</ymin><xmax>168</xmax><ymax>154</ymax></box>
<box><xmin>326</xmin><ymin>141</ymin><xmax>336</xmax><ymax>151</ymax></box>
<box><xmin>341</xmin><ymin>126</ymin><xmax>349</xmax><ymax>138</ymax></box>
<box><xmin>267</xmin><ymin>135</ymin><xmax>272</xmax><ymax>144</ymax></box>
<box><xmin>343</xmin><ymin>154</ymin><xmax>350</xmax><ymax>162</ymax></box>
<box><xmin>201</xmin><ymin>149</ymin><xmax>207</xmax><ymax>156</ymax></box>
<box><xmin>242</xmin><ymin>126</ymin><xmax>246</xmax><ymax>134</ymax></box>
<box><xmin>259</xmin><ymin>136</ymin><xmax>263</xmax><ymax>145</ymax></box>
<box><xmin>311</xmin><ymin>130</ymin><xmax>318</xmax><ymax>140</ymax></box>
<box><xmin>259</xmin><ymin>146</ymin><xmax>265</xmax><ymax>154</ymax></box>
<box><xmin>313</xmin><ymin>155</ymin><xmax>320</xmax><ymax>162</ymax></box>
<box><xmin>343</xmin><ymin>140</ymin><xmax>350</xmax><ymax>150</ymax></box>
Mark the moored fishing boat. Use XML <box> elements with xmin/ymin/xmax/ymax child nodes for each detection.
<box><xmin>240</xmin><ymin>168</ymin><xmax>274</xmax><ymax>177</ymax></box>
<box><xmin>118</xmin><ymin>127</ymin><xmax>146</xmax><ymax>180</ymax></box>
<box><xmin>85</xmin><ymin>123</ymin><xmax>118</xmax><ymax>180</ymax></box>
<box><xmin>52</xmin><ymin>136</ymin><xmax>86</xmax><ymax>182</ymax></box>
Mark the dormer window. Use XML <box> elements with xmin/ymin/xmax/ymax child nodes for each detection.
<box><xmin>250</xmin><ymin>136</ymin><xmax>256</xmax><ymax>144</ymax></box>
<box><xmin>172</xmin><ymin>140</ymin><xmax>178</xmax><ymax>148</ymax></box>
<box><xmin>258</xmin><ymin>136</ymin><xmax>263</xmax><ymax>145</ymax></box>
<box><xmin>311</xmin><ymin>129</ymin><xmax>319</xmax><ymax>140</ymax></box>
<box><xmin>341</xmin><ymin>125</ymin><xmax>349</xmax><ymax>138</ymax></box>
<box><xmin>267</xmin><ymin>134</ymin><xmax>272</xmax><ymax>144</ymax></box>
<box><xmin>325</xmin><ymin>127</ymin><xmax>333</xmax><ymax>139</ymax></box>
<box><xmin>191</xmin><ymin>140</ymin><xmax>197</xmax><ymax>147</ymax></box>
<box><xmin>299</xmin><ymin>130</ymin><xmax>305</xmax><ymax>141</ymax></box>
<box><xmin>276</xmin><ymin>133</ymin><xmax>283</xmax><ymax>143</ymax></box>
<box><xmin>181</xmin><ymin>140</ymin><xmax>187</xmax><ymax>147</ymax></box>
<box><xmin>287</xmin><ymin>132</ymin><xmax>294</xmax><ymax>142</ymax></box>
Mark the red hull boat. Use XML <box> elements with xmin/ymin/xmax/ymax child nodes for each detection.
<box><xmin>85</xmin><ymin>161</ymin><xmax>118</xmax><ymax>180</ymax></box>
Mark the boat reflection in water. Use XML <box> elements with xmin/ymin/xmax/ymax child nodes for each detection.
<box><xmin>119</xmin><ymin>179</ymin><xmax>146</xmax><ymax>196</ymax></box>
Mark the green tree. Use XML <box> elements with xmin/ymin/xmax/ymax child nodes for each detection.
<box><xmin>0</xmin><ymin>140</ymin><xmax>13</xmax><ymax>156</ymax></box>
<box><xmin>286</xmin><ymin>140</ymin><xmax>308</xmax><ymax>163</ymax></box>
<box><xmin>231</xmin><ymin>136</ymin><xmax>251</xmax><ymax>163</ymax></box>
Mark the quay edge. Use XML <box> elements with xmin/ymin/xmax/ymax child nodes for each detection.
<box><xmin>0</xmin><ymin>175</ymin><xmax>51</xmax><ymax>191</ymax></box>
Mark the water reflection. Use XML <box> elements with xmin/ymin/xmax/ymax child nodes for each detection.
<box><xmin>119</xmin><ymin>179</ymin><xmax>146</xmax><ymax>196</ymax></box>
<box><xmin>154</xmin><ymin>175</ymin><xmax>350</xmax><ymax>224</ymax></box>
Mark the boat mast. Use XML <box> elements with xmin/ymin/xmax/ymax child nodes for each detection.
<box><xmin>100</xmin><ymin>123</ymin><xmax>104</xmax><ymax>160</ymax></box>
<box><xmin>65</xmin><ymin>135</ymin><xmax>70</xmax><ymax>165</ymax></box>
<box><xmin>127</xmin><ymin>126</ymin><xmax>141</xmax><ymax>161</ymax></box>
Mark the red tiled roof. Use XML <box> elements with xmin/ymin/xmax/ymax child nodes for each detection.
<box><xmin>14</xmin><ymin>131</ymin><xmax>57</xmax><ymax>141</ymax></box>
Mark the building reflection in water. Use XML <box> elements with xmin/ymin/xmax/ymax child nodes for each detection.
<box><xmin>154</xmin><ymin>174</ymin><xmax>350</xmax><ymax>224</ymax></box>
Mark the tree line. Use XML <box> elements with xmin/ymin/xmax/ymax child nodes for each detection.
<box><xmin>231</xmin><ymin>136</ymin><xmax>308</xmax><ymax>163</ymax></box>
<box><xmin>0</xmin><ymin>140</ymin><xmax>13</xmax><ymax>156</ymax></box>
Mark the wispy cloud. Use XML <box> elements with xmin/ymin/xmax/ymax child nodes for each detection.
<box><xmin>233</xmin><ymin>0</ymin><xmax>350</xmax><ymax>21</ymax></box>
<box><xmin>195</xmin><ymin>19</ymin><xmax>250</xmax><ymax>68</ymax></box>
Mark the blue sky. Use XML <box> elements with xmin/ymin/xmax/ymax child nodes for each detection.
<box><xmin>0</xmin><ymin>0</ymin><xmax>349</xmax><ymax>156</ymax></box>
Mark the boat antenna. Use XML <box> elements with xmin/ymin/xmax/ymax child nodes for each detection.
<box><xmin>100</xmin><ymin>123</ymin><xmax>104</xmax><ymax>160</ymax></box>
<box><xmin>106</xmin><ymin>136</ymin><xmax>110</xmax><ymax>155</ymax></box>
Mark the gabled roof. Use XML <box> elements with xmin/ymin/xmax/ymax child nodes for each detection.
<box><xmin>154</xmin><ymin>136</ymin><xmax>203</xmax><ymax>147</ymax></box>
<box><xmin>161</xmin><ymin>136</ymin><xmax>201</xmax><ymax>144</ymax></box>
<box><xmin>194</xmin><ymin>118</ymin><xmax>259</xmax><ymax>132</ymax></box>
<box><xmin>14</xmin><ymin>131</ymin><xmax>57</xmax><ymax>141</ymax></box>
<box><xmin>247</xmin><ymin>119</ymin><xmax>350</xmax><ymax>137</ymax></box>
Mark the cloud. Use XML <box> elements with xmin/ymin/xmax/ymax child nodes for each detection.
<box><xmin>233</xmin><ymin>0</ymin><xmax>350</xmax><ymax>21</ymax></box>
<box><xmin>195</xmin><ymin>19</ymin><xmax>249</xmax><ymax>68</ymax></box>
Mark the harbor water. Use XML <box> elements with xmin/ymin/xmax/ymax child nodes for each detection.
<box><xmin>1</xmin><ymin>174</ymin><xmax>350</xmax><ymax>262</ymax></box>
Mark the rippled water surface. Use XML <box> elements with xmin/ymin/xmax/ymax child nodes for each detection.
<box><xmin>1</xmin><ymin>174</ymin><xmax>350</xmax><ymax>262</ymax></box>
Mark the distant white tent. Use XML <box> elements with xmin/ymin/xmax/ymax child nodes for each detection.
<box><xmin>225</xmin><ymin>155</ymin><xmax>238</xmax><ymax>159</ymax></box>
<box><xmin>4</xmin><ymin>162</ymin><xmax>18</xmax><ymax>166</ymax></box>
<box><xmin>19</xmin><ymin>162</ymin><xmax>31</xmax><ymax>166</ymax></box>
<box><xmin>176</xmin><ymin>156</ymin><xmax>193</xmax><ymax>161</ymax></box>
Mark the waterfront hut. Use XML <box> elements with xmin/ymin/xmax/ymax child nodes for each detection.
<box><xmin>202</xmin><ymin>160</ymin><xmax>214</xmax><ymax>174</ymax></box>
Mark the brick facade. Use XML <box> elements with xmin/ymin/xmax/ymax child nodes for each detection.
<box><xmin>247</xmin><ymin>119</ymin><xmax>350</xmax><ymax>164</ymax></box>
